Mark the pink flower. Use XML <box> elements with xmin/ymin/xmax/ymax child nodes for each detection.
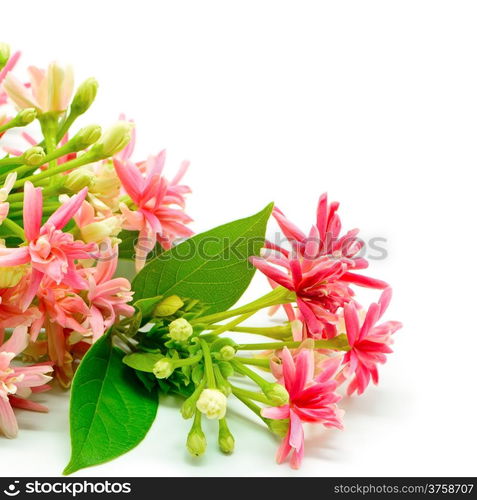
<box><xmin>3</xmin><ymin>62</ymin><xmax>74</xmax><ymax>113</ymax></box>
<box><xmin>252</xmin><ymin>194</ymin><xmax>388</xmax><ymax>338</ymax></box>
<box><xmin>82</xmin><ymin>241</ymin><xmax>135</xmax><ymax>340</ymax></box>
<box><xmin>114</xmin><ymin>151</ymin><xmax>193</xmax><ymax>270</ymax></box>
<box><xmin>262</xmin><ymin>347</ymin><xmax>343</xmax><ymax>469</ymax></box>
<box><xmin>0</xmin><ymin>172</ymin><xmax>16</xmax><ymax>224</ymax></box>
<box><xmin>342</xmin><ymin>288</ymin><xmax>402</xmax><ymax>395</ymax></box>
<box><xmin>0</xmin><ymin>326</ymin><xmax>53</xmax><ymax>438</ymax></box>
<box><xmin>0</xmin><ymin>50</ymin><xmax>20</xmax><ymax>106</ymax></box>
<box><xmin>0</xmin><ymin>182</ymin><xmax>96</xmax><ymax>309</ymax></box>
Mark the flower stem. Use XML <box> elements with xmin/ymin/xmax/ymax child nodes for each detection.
<box><xmin>231</xmin><ymin>386</ymin><xmax>270</xmax><ymax>405</ymax></box>
<box><xmin>235</xmin><ymin>357</ymin><xmax>271</xmax><ymax>369</ymax></box>
<box><xmin>231</xmin><ymin>360</ymin><xmax>271</xmax><ymax>390</ymax></box>
<box><xmin>1</xmin><ymin>218</ymin><xmax>25</xmax><ymax>240</ymax></box>
<box><xmin>236</xmin><ymin>334</ymin><xmax>350</xmax><ymax>352</ymax></box>
<box><xmin>199</xmin><ymin>339</ymin><xmax>216</xmax><ymax>389</ymax></box>
<box><xmin>204</xmin><ymin>312</ymin><xmax>255</xmax><ymax>336</ymax></box>
<box><xmin>191</xmin><ymin>287</ymin><xmax>295</xmax><ymax>326</ymax></box>
<box><xmin>207</xmin><ymin>323</ymin><xmax>292</xmax><ymax>339</ymax></box>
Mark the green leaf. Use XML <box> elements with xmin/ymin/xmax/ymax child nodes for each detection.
<box><xmin>117</xmin><ymin>230</ymin><xmax>164</xmax><ymax>261</ymax></box>
<box><xmin>132</xmin><ymin>203</ymin><xmax>274</xmax><ymax>313</ymax></box>
<box><xmin>123</xmin><ymin>352</ymin><xmax>163</xmax><ymax>372</ymax></box>
<box><xmin>63</xmin><ymin>334</ymin><xmax>159</xmax><ymax>475</ymax></box>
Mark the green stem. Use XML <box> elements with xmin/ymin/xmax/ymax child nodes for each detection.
<box><xmin>231</xmin><ymin>360</ymin><xmax>270</xmax><ymax>390</ymax></box>
<box><xmin>40</xmin><ymin>114</ymin><xmax>59</xmax><ymax>170</ymax></box>
<box><xmin>236</xmin><ymin>334</ymin><xmax>350</xmax><ymax>352</ymax></box>
<box><xmin>174</xmin><ymin>352</ymin><xmax>203</xmax><ymax>368</ymax></box>
<box><xmin>1</xmin><ymin>218</ymin><xmax>25</xmax><ymax>240</ymax></box>
<box><xmin>8</xmin><ymin>184</ymin><xmax>62</xmax><ymax>203</ymax></box>
<box><xmin>191</xmin><ymin>287</ymin><xmax>295</xmax><ymax>325</ymax></box>
<box><xmin>205</xmin><ymin>312</ymin><xmax>255</xmax><ymax>336</ymax></box>
<box><xmin>235</xmin><ymin>357</ymin><xmax>271</xmax><ymax>369</ymax></box>
<box><xmin>231</xmin><ymin>386</ymin><xmax>270</xmax><ymax>405</ymax></box>
<box><xmin>199</xmin><ymin>339</ymin><xmax>216</xmax><ymax>389</ymax></box>
<box><xmin>56</xmin><ymin>111</ymin><xmax>79</xmax><ymax>144</ymax></box>
<box><xmin>207</xmin><ymin>323</ymin><xmax>292</xmax><ymax>339</ymax></box>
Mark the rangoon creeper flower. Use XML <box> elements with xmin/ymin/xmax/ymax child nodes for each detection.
<box><xmin>0</xmin><ymin>183</ymin><xmax>97</xmax><ymax>309</ymax></box>
<box><xmin>0</xmin><ymin>173</ymin><xmax>16</xmax><ymax>224</ymax></box>
<box><xmin>3</xmin><ymin>61</ymin><xmax>74</xmax><ymax>113</ymax></box>
<box><xmin>153</xmin><ymin>358</ymin><xmax>174</xmax><ymax>379</ymax></box>
<box><xmin>341</xmin><ymin>288</ymin><xmax>402</xmax><ymax>395</ymax></box>
<box><xmin>196</xmin><ymin>389</ymin><xmax>227</xmax><ymax>419</ymax></box>
<box><xmin>168</xmin><ymin>318</ymin><xmax>193</xmax><ymax>341</ymax></box>
<box><xmin>114</xmin><ymin>149</ymin><xmax>193</xmax><ymax>270</ymax></box>
<box><xmin>262</xmin><ymin>348</ymin><xmax>344</xmax><ymax>469</ymax></box>
<box><xmin>0</xmin><ymin>326</ymin><xmax>53</xmax><ymax>438</ymax></box>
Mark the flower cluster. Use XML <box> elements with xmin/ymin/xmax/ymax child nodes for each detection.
<box><xmin>0</xmin><ymin>43</ymin><xmax>401</xmax><ymax>474</ymax></box>
<box><xmin>0</xmin><ymin>44</ymin><xmax>192</xmax><ymax>436</ymax></box>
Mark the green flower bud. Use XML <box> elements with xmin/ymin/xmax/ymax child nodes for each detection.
<box><xmin>64</xmin><ymin>166</ymin><xmax>95</xmax><ymax>192</ymax></box>
<box><xmin>168</xmin><ymin>318</ymin><xmax>193</xmax><ymax>342</ymax></box>
<box><xmin>71</xmin><ymin>77</ymin><xmax>99</xmax><ymax>115</ymax></box>
<box><xmin>72</xmin><ymin>124</ymin><xmax>102</xmax><ymax>150</ymax></box>
<box><xmin>0</xmin><ymin>43</ymin><xmax>10</xmax><ymax>70</ymax></box>
<box><xmin>16</xmin><ymin>108</ymin><xmax>37</xmax><ymax>126</ymax></box>
<box><xmin>23</xmin><ymin>146</ymin><xmax>46</xmax><ymax>166</ymax></box>
<box><xmin>218</xmin><ymin>419</ymin><xmax>235</xmax><ymax>454</ymax></box>
<box><xmin>92</xmin><ymin>121</ymin><xmax>133</xmax><ymax>158</ymax></box>
<box><xmin>219</xmin><ymin>345</ymin><xmax>235</xmax><ymax>361</ymax></box>
<box><xmin>186</xmin><ymin>425</ymin><xmax>207</xmax><ymax>457</ymax></box>
<box><xmin>155</xmin><ymin>295</ymin><xmax>184</xmax><ymax>317</ymax></box>
<box><xmin>267</xmin><ymin>418</ymin><xmax>289</xmax><ymax>438</ymax></box>
<box><xmin>263</xmin><ymin>383</ymin><xmax>289</xmax><ymax>406</ymax></box>
<box><xmin>152</xmin><ymin>358</ymin><xmax>174</xmax><ymax>379</ymax></box>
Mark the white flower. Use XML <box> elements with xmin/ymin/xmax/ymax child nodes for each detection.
<box><xmin>196</xmin><ymin>389</ymin><xmax>227</xmax><ymax>419</ymax></box>
<box><xmin>168</xmin><ymin>318</ymin><xmax>193</xmax><ymax>342</ymax></box>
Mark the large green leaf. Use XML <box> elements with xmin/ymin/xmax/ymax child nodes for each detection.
<box><xmin>132</xmin><ymin>203</ymin><xmax>274</xmax><ymax>313</ymax></box>
<box><xmin>63</xmin><ymin>334</ymin><xmax>159</xmax><ymax>475</ymax></box>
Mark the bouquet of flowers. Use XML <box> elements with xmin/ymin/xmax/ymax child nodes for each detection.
<box><xmin>0</xmin><ymin>44</ymin><xmax>402</xmax><ymax>473</ymax></box>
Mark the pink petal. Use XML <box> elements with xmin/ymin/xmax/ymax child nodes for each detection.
<box><xmin>0</xmin><ymin>326</ymin><xmax>28</xmax><ymax>355</ymax></box>
<box><xmin>45</xmin><ymin>187</ymin><xmax>88</xmax><ymax>231</ymax></box>
<box><xmin>0</xmin><ymin>397</ymin><xmax>18</xmax><ymax>438</ymax></box>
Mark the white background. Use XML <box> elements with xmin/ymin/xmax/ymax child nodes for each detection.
<box><xmin>1</xmin><ymin>0</ymin><xmax>477</xmax><ymax>477</ymax></box>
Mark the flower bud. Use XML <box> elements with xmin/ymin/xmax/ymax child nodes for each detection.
<box><xmin>196</xmin><ymin>388</ymin><xmax>227</xmax><ymax>420</ymax></box>
<box><xmin>155</xmin><ymin>295</ymin><xmax>184</xmax><ymax>317</ymax></box>
<box><xmin>72</xmin><ymin>124</ymin><xmax>102</xmax><ymax>150</ymax></box>
<box><xmin>80</xmin><ymin>216</ymin><xmax>122</xmax><ymax>243</ymax></box>
<box><xmin>23</xmin><ymin>146</ymin><xmax>46</xmax><ymax>166</ymax></box>
<box><xmin>264</xmin><ymin>383</ymin><xmax>289</xmax><ymax>406</ymax></box>
<box><xmin>92</xmin><ymin>121</ymin><xmax>133</xmax><ymax>158</ymax></box>
<box><xmin>152</xmin><ymin>357</ymin><xmax>174</xmax><ymax>379</ymax></box>
<box><xmin>186</xmin><ymin>426</ymin><xmax>207</xmax><ymax>457</ymax></box>
<box><xmin>0</xmin><ymin>43</ymin><xmax>10</xmax><ymax>70</ymax></box>
<box><xmin>267</xmin><ymin>418</ymin><xmax>289</xmax><ymax>438</ymax></box>
<box><xmin>64</xmin><ymin>166</ymin><xmax>95</xmax><ymax>192</ymax></box>
<box><xmin>219</xmin><ymin>345</ymin><xmax>235</xmax><ymax>361</ymax></box>
<box><xmin>16</xmin><ymin>108</ymin><xmax>37</xmax><ymax>126</ymax></box>
<box><xmin>71</xmin><ymin>77</ymin><xmax>99</xmax><ymax>115</ymax></box>
<box><xmin>168</xmin><ymin>318</ymin><xmax>193</xmax><ymax>342</ymax></box>
<box><xmin>218</xmin><ymin>419</ymin><xmax>235</xmax><ymax>454</ymax></box>
<box><xmin>0</xmin><ymin>265</ymin><xmax>26</xmax><ymax>288</ymax></box>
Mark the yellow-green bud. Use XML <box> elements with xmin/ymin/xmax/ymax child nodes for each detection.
<box><xmin>64</xmin><ymin>166</ymin><xmax>95</xmax><ymax>192</ymax></box>
<box><xmin>155</xmin><ymin>295</ymin><xmax>184</xmax><ymax>317</ymax></box>
<box><xmin>0</xmin><ymin>265</ymin><xmax>26</xmax><ymax>288</ymax></box>
<box><xmin>16</xmin><ymin>108</ymin><xmax>37</xmax><ymax>126</ymax></box>
<box><xmin>80</xmin><ymin>216</ymin><xmax>122</xmax><ymax>243</ymax></box>
<box><xmin>186</xmin><ymin>426</ymin><xmax>207</xmax><ymax>457</ymax></box>
<box><xmin>152</xmin><ymin>358</ymin><xmax>174</xmax><ymax>379</ymax></box>
<box><xmin>196</xmin><ymin>388</ymin><xmax>227</xmax><ymax>420</ymax></box>
<box><xmin>218</xmin><ymin>419</ymin><xmax>235</xmax><ymax>454</ymax></box>
<box><xmin>168</xmin><ymin>318</ymin><xmax>193</xmax><ymax>342</ymax></box>
<box><xmin>0</xmin><ymin>43</ymin><xmax>10</xmax><ymax>70</ymax></box>
<box><xmin>71</xmin><ymin>77</ymin><xmax>99</xmax><ymax>115</ymax></box>
<box><xmin>264</xmin><ymin>383</ymin><xmax>289</xmax><ymax>406</ymax></box>
<box><xmin>23</xmin><ymin>146</ymin><xmax>46</xmax><ymax>166</ymax></box>
<box><xmin>72</xmin><ymin>125</ymin><xmax>102</xmax><ymax>150</ymax></box>
<box><xmin>267</xmin><ymin>418</ymin><xmax>289</xmax><ymax>438</ymax></box>
<box><xmin>219</xmin><ymin>345</ymin><xmax>235</xmax><ymax>361</ymax></box>
<box><xmin>92</xmin><ymin>121</ymin><xmax>133</xmax><ymax>158</ymax></box>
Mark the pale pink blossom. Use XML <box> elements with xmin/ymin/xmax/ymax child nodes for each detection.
<box><xmin>262</xmin><ymin>347</ymin><xmax>343</xmax><ymax>469</ymax></box>
<box><xmin>0</xmin><ymin>49</ymin><xmax>20</xmax><ymax>106</ymax></box>
<box><xmin>3</xmin><ymin>62</ymin><xmax>74</xmax><ymax>113</ymax></box>
<box><xmin>0</xmin><ymin>326</ymin><xmax>53</xmax><ymax>438</ymax></box>
<box><xmin>114</xmin><ymin>151</ymin><xmax>193</xmax><ymax>270</ymax></box>
<box><xmin>82</xmin><ymin>240</ymin><xmax>135</xmax><ymax>340</ymax></box>
<box><xmin>341</xmin><ymin>288</ymin><xmax>402</xmax><ymax>395</ymax></box>
<box><xmin>0</xmin><ymin>182</ymin><xmax>96</xmax><ymax>309</ymax></box>
<box><xmin>0</xmin><ymin>172</ymin><xmax>17</xmax><ymax>224</ymax></box>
